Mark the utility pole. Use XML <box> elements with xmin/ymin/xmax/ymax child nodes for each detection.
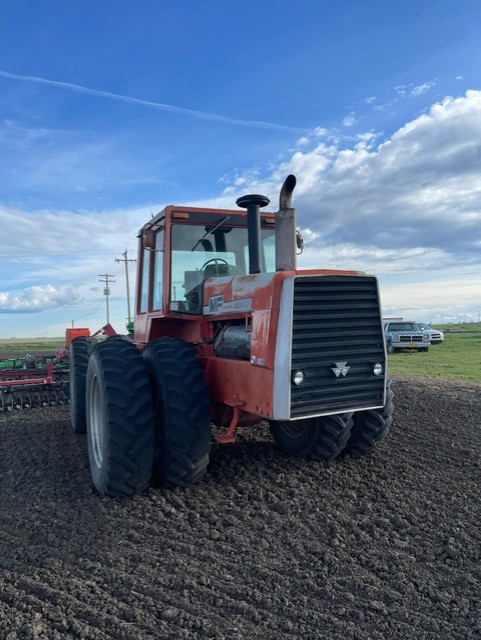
<box><xmin>115</xmin><ymin>250</ymin><xmax>137</xmax><ymax>324</ymax></box>
<box><xmin>98</xmin><ymin>274</ymin><xmax>116</xmax><ymax>325</ymax></box>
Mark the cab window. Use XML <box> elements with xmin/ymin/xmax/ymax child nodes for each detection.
<box><xmin>169</xmin><ymin>221</ymin><xmax>275</xmax><ymax>313</ymax></box>
<box><xmin>152</xmin><ymin>230</ymin><xmax>164</xmax><ymax>311</ymax></box>
<box><xmin>138</xmin><ymin>248</ymin><xmax>150</xmax><ymax>313</ymax></box>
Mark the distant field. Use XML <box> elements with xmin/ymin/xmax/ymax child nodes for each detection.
<box><xmin>387</xmin><ymin>332</ymin><xmax>481</xmax><ymax>383</ymax></box>
<box><xmin>0</xmin><ymin>337</ymin><xmax>65</xmax><ymax>353</ymax></box>
<box><xmin>433</xmin><ymin>321</ymin><xmax>481</xmax><ymax>334</ymax></box>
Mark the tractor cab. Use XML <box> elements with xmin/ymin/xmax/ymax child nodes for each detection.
<box><xmin>135</xmin><ymin>200</ymin><xmax>278</xmax><ymax>340</ymax></box>
<box><xmin>169</xmin><ymin>210</ymin><xmax>276</xmax><ymax>313</ymax></box>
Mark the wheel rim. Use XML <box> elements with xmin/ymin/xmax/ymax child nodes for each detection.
<box><xmin>89</xmin><ymin>374</ymin><xmax>103</xmax><ymax>469</ymax></box>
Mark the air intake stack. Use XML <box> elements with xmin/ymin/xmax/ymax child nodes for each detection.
<box><xmin>236</xmin><ymin>194</ymin><xmax>270</xmax><ymax>274</ymax></box>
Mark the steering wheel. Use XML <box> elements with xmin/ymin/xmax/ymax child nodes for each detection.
<box><xmin>201</xmin><ymin>258</ymin><xmax>230</xmax><ymax>276</ymax></box>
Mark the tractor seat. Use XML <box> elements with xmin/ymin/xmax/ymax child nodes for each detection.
<box><xmin>183</xmin><ymin>265</ymin><xmax>243</xmax><ymax>312</ymax></box>
<box><xmin>183</xmin><ymin>265</ymin><xmax>238</xmax><ymax>292</ymax></box>
<box><xmin>184</xmin><ymin>270</ymin><xmax>204</xmax><ymax>292</ymax></box>
<box><xmin>203</xmin><ymin>263</ymin><xmax>243</xmax><ymax>278</ymax></box>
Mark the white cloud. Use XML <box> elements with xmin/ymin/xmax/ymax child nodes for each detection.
<box><xmin>192</xmin><ymin>91</ymin><xmax>481</xmax><ymax>271</ymax></box>
<box><xmin>0</xmin><ymin>284</ymin><xmax>82</xmax><ymax>312</ymax></box>
<box><xmin>411</xmin><ymin>81</ymin><xmax>436</xmax><ymax>96</ymax></box>
<box><xmin>380</xmin><ymin>269</ymin><xmax>481</xmax><ymax>322</ymax></box>
<box><xmin>298</xmin><ymin>228</ymin><xmax>320</xmax><ymax>243</ymax></box>
<box><xmin>0</xmin><ymin>203</ymin><xmax>153</xmax><ymax>260</ymax></box>
<box><xmin>342</xmin><ymin>112</ymin><xmax>358</xmax><ymax>127</ymax></box>
<box><xmin>280</xmin><ymin>91</ymin><xmax>480</xmax><ymax>253</ymax></box>
<box><xmin>298</xmin><ymin>243</ymin><xmax>453</xmax><ymax>275</ymax></box>
<box><xmin>296</xmin><ymin>136</ymin><xmax>310</xmax><ymax>146</ymax></box>
<box><xmin>394</xmin><ymin>81</ymin><xmax>436</xmax><ymax>98</ymax></box>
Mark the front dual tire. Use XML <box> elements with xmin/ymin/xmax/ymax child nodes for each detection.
<box><xmin>344</xmin><ymin>378</ymin><xmax>394</xmax><ymax>456</ymax></box>
<box><xmin>269</xmin><ymin>414</ymin><xmax>353</xmax><ymax>461</ymax></box>
<box><xmin>269</xmin><ymin>378</ymin><xmax>394</xmax><ymax>461</ymax></box>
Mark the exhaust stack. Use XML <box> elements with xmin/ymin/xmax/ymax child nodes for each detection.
<box><xmin>236</xmin><ymin>194</ymin><xmax>270</xmax><ymax>274</ymax></box>
<box><xmin>276</xmin><ymin>174</ymin><xmax>297</xmax><ymax>271</ymax></box>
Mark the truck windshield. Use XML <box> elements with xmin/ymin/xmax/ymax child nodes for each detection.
<box><xmin>170</xmin><ymin>222</ymin><xmax>275</xmax><ymax>313</ymax></box>
<box><xmin>388</xmin><ymin>323</ymin><xmax>418</xmax><ymax>331</ymax></box>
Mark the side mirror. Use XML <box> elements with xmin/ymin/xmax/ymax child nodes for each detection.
<box><xmin>142</xmin><ymin>228</ymin><xmax>155</xmax><ymax>249</ymax></box>
<box><xmin>296</xmin><ymin>229</ymin><xmax>304</xmax><ymax>254</ymax></box>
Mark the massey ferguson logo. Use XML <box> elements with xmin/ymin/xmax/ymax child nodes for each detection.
<box><xmin>208</xmin><ymin>295</ymin><xmax>224</xmax><ymax>313</ymax></box>
<box><xmin>331</xmin><ymin>362</ymin><xmax>351</xmax><ymax>378</ymax></box>
<box><xmin>204</xmin><ymin>295</ymin><xmax>252</xmax><ymax>315</ymax></box>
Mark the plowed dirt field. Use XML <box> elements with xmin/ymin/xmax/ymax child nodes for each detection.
<box><xmin>1</xmin><ymin>375</ymin><xmax>480</xmax><ymax>639</ymax></box>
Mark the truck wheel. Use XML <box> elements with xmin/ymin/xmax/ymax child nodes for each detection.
<box><xmin>69</xmin><ymin>337</ymin><xmax>91</xmax><ymax>433</ymax></box>
<box><xmin>269</xmin><ymin>414</ymin><xmax>353</xmax><ymax>461</ymax></box>
<box><xmin>344</xmin><ymin>378</ymin><xmax>394</xmax><ymax>456</ymax></box>
<box><xmin>142</xmin><ymin>337</ymin><xmax>211</xmax><ymax>487</ymax></box>
<box><xmin>86</xmin><ymin>337</ymin><xmax>155</xmax><ymax>497</ymax></box>
<box><xmin>387</xmin><ymin>343</ymin><xmax>396</xmax><ymax>354</ymax></box>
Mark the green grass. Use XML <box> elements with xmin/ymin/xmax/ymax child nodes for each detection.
<box><xmin>433</xmin><ymin>321</ymin><xmax>481</xmax><ymax>334</ymax></box>
<box><xmin>0</xmin><ymin>338</ymin><xmax>65</xmax><ymax>353</ymax></box>
<box><xmin>388</xmin><ymin>333</ymin><xmax>481</xmax><ymax>383</ymax></box>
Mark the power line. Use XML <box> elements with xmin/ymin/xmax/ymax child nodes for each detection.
<box><xmin>71</xmin><ymin>299</ymin><xmax>105</xmax><ymax>327</ymax></box>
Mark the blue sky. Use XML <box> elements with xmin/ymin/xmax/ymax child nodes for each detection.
<box><xmin>1</xmin><ymin>0</ymin><xmax>481</xmax><ymax>337</ymax></box>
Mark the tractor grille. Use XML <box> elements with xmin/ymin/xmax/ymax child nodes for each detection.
<box><xmin>290</xmin><ymin>275</ymin><xmax>386</xmax><ymax>418</ymax></box>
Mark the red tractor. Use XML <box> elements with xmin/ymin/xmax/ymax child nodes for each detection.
<box><xmin>70</xmin><ymin>175</ymin><xmax>393</xmax><ymax>496</ymax></box>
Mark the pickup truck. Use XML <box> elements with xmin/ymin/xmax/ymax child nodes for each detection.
<box><xmin>417</xmin><ymin>322</ymin><xmax>444</xmax><ymax>344</ymax></box>
<box><xmin>384</xmin><ymin>321</ymin><xmax>430</xmax><ymax>353</ymax></box>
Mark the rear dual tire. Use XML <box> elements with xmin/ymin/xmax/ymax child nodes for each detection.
<box><xmin>142</xmin><ymin>337</ymin><xmax>211</xmax><ymax>487</ymax></box>
<box><xmin>80</xmin><ymin>336</ymin><xmax>210</xmax><ymax>496</ymax></box>
<box><xmin>69</xmin><ymin>337</ymin><xmax>91</xmax><ymax>434</ymax></box>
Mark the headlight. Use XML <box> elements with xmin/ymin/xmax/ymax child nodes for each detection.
<box><xmin>292</xmin><ymin>370</ymin><xmax>305</xmax><ymax>386</ymax></box>
<box><xmin>373</xmin><ymin>363</ymin><xmax>383</xmax><ymax>376</ymax></box>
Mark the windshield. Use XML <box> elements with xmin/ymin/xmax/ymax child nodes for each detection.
<box><xmin>170</xmin><ymin>222</ymin><xmax>276</xmax><ymax>313</ymax></box>
<box><xmin>387</xmin><ymin>323</ymin><xmax>419</xmax><ymax>331</ymax></box>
